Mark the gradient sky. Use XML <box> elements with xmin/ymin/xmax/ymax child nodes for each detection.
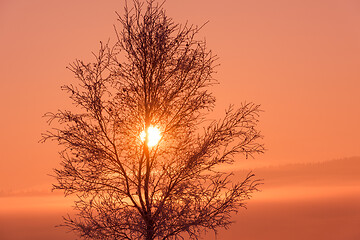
<box><xmin>1</xmin><ymin>0</ymin><xmax>359</xmax><ymax>239</ymax></box>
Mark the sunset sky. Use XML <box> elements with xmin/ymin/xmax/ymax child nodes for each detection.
<box><xmin>1</xmin><ymin>0</ymin><xmax>359</xmax><ymax>239</ymax></box>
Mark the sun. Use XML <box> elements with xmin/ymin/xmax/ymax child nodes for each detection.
<box><xmin>140</xmin><ymin>126</ymin><xmax>161</xmax><ymax>147</ymax></box>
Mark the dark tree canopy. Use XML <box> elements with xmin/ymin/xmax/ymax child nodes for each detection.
<box><xmin>42</xmin><ymin>1</ymin><xmax>264</xmax><ymax>239</ymax></box>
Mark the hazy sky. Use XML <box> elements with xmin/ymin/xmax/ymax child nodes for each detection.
<box><xmin>0</xmin><ymin>0</ymin><xmax>359</xmax><ymax>239</ymax></box>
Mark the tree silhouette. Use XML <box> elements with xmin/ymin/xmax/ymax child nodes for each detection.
<box><xmin>41</xmin><ymin>1</ymin><xmax>264</xmax><ymax>239</ymax></box>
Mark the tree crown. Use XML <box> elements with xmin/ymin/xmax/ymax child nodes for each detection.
<box><xmin>41</xmin><ymin>1</ymin><xmax>264</xmax><ymax>239</ymax></box>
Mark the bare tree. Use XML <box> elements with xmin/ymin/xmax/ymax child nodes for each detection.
<box><xmin>41</xmin><ymin>0</ymin><xmax>264</xmax><ymax>239</ymax></box>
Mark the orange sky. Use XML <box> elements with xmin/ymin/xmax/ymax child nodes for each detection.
<box><xmin>0</xmin><ymin>0</ymin><xmax>359</xmax><ymax>239</ymax></box>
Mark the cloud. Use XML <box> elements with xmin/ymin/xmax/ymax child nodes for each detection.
<box><xmin>208</xmin><ymin>156</ymin><xmax>360</xmax><ymax>240</ymax></box>
<box><xmin>1</xmin><ymin>157</ymin><xmax>359</xmax><ymax>239</ymax></box>
<box><xmin>234</xmin><ymin>156</ymin><xmax>360</xmax><ymax>198</ymax></box>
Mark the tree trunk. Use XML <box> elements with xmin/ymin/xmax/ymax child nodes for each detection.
<box><xmin>146</xmin><ymin>221</ymin><xmax>154</xmax><ymax>240</ymax></box>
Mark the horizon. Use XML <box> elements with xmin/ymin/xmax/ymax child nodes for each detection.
<box><xmin>1</xmin><ymin>156</ymin><xmax>359</xmax><ymax>239</ymax></box>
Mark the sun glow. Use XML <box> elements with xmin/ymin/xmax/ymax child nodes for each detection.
<box><xmin>140</xmin><ymin>126</ymin><xmax>161</xmax><ymax>147</ymax></box>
